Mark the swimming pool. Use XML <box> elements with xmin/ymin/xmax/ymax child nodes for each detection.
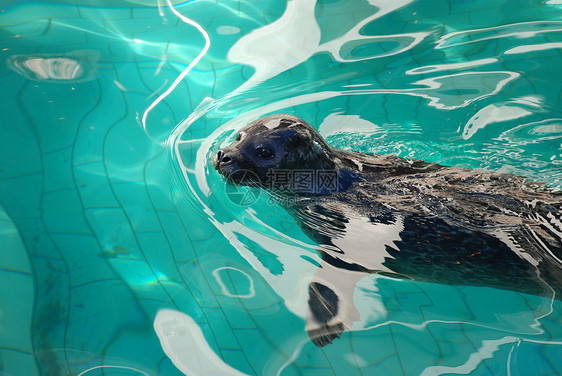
<box><xmin>1</xmin><ymin>0</ymin><xmax>562</xmax><ymax>374</ymax></box>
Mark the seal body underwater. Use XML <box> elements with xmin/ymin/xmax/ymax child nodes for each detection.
<box><xmin>213</xmin><ymin>114</ymin><xmax>562</xmax><ymax>347</ymax></box>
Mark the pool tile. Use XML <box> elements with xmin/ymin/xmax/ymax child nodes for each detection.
<box><xmin>2</xmin><ymin>18</ymin><xmax>51</xmax><ymax>39</ymax></box>
<box><xmin>0</xmin><ymin>221</ymin><xmax>35</xmax><ymax>375</ymax></box>
<box><xmin>0</xmin><ymin>349</ymin><xmax>39</xmax><ymax>376</ymax></box>
<box><xmin>78</xmin><ymin>5</ymin><xmax>133</xmax><ymax>20</ymax></box>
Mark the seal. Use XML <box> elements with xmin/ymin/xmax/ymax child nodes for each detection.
<box><xmin>213</xmin><ymin>114</ymin><xmax>562</xmax><ymax>346</ymax></box>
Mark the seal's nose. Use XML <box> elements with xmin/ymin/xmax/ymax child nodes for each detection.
<box><xmin>216</xmin><ymin>149</ymin><xmax>232</xmax><ymax>166</ymax></box>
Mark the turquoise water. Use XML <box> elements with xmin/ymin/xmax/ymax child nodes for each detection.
<box><xmin>1</xmin><ymin>0</ymin><xmax>562</xmax><ymax>375</ymax></box>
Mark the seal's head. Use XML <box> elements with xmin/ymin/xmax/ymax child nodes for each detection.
<box><xmin>213</xmin><ymin>114</ymin><xmax>340</xmax><ymax>192</ymax></box>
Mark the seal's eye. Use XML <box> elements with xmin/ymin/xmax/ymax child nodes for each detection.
<box><xmin>235</xmin><ymin>131</ymin><xmax>242</xmax><ymax>141</ymax></box>
<box><xmin>257</xmin><ymin>147</ymin><xmax>274</xmax><ymax>159</ymax></box>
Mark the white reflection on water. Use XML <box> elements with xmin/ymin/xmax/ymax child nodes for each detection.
<box><xmin>499</xmin><ymin>118</ymin><xmax>562</xmax><ymax>144</ymax></box>
<box><xmin>462</xmin><ymin>97</ymin><xmax>543</xmax><ymax>139</ymax></box>
<box><xmin>154</xmin><ymin>309</ymin><xmax>250</xmax><ymax>376</ymax></box>
<box><xmin>228</xmin><ymin>0</ymin><xmax>320</xmax><ymax>90</ymax></box>
<box><xmin>463</xmin><ymin>104</ymin><xmax>532</xmax><ymax>140</ymax></box>
<box><xmin>318</xmin><ymin>113</ymin><xmax>383</xmax><ymax>137</ymax></box>
<box><xmin>400</xmin><ymin>71</ymin><xmax>519</xmax><ymax>110</ymax></box>
<box><xmin>505</xmin><ymin>41</ymin><xmax>562</xmax><ymax>55</ymax></box>
<box><xmin>419</xmin><ymin>335</ymin><xmax>562</xmax><ymax>376</ymax></box>
<box><xmin>420</xmin><ymin>337</ymin><xmax>519</xmax><ymax>376</ymax></box>
<box><xmin>436</xmin><ymin>20</ymin><xmax>562</xmax><ymax>49</ymax></box>
<box><xmin>211</xmin><ymin>220</ymin><xmax>319</xmax><ymax>318</ymax></box>
<box><xmin>406</xmin><ymin>58</ymin><xmax>498</xmax><ymax>75</ymax></box>
<box><xmin>6</xmin><ymin>50</ymin><xmax>99</xmax><ymax>83</ymax></box>
<box><xmin>321</xmin><ymin>0</ymin><xmax>419</xmax><ymax>62</ymax></box>
<box><xmin>20</xmin><ymin>57</ymin><xmax>82</xmax><ymax>80</ymax></box>
<box><xmin>212</xmin><ymin>266</ymin><xmax>256</xmax><ymax>298</ymax></box>
<box><xmin>228</xmin><ymin>0</ymin><xmax>421</xmax><ymax>90</ymax></box>
<box><xmin>141</xmin><ymin>0</ymin><xmax>210</xmax><ymax>136</ymax></box>
<box><xmin>77</xmin><ymin>365</ymin><xmax>150</xmax><ymax>376</ymax></box>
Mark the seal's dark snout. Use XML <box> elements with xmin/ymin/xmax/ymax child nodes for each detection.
<box><xmin>214</xmin><ymin>149</ymin><xmax>236</xmax><ymax>172</ymax></box>
<box><xmin>216</xmin><ymin>149</ymin><xmax>232</xmax><ymax>165</ymax></box>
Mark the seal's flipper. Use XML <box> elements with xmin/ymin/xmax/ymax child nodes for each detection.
<box><xmin>305</xmin><ymin>267</ymin><xmax>365</xmax><ymax>347</ymax></box>
<box><xmin>308</xmin><ymin>322</ymin><xmax>344</xmax><ymax>347</ymax></box>
<box><xmin>306</xmin><ymin>282</ymin><xmax>343</xmax><ymax>347</ymax></box>
<box><xmin>308</xmin><ymin>282</ymin><xmax>339</xmax><ymax>322</ymax></box>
